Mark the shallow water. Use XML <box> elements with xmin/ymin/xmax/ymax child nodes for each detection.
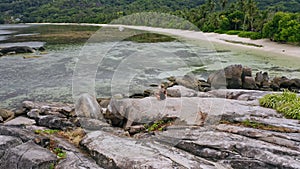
<box><xmin>0</xmin><ymin>24</ymin><xmax>299</xmax><ymax>109</ymax></box>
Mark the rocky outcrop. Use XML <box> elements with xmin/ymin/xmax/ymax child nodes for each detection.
<box><xmin>0</xmin><ymin>87</ymin><xmax>299</xmax><ymax>169</ymax></box>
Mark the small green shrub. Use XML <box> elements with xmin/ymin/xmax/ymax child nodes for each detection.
<box><xmin>214</xmin><ymin>29</ymin><xmax>227</xmax><ymax>34</ymax></box>
<box><xmin>259</xmin><ymin>90</ymin><xmax>300</xmax><ymax>120</ymax></box>
<box><xmin>238</xmin><ymin>31</ymin><xmax>253</xmax><ymax>38</ymax></box>
<box><xmin>226</xmin><ymin>30</ymin><xmax>241</xmax><ymax>35</ymax></box>
<box><xmin>145</xmin><ymin>118</ymin><xmax>175</xmax><ymax>132</ymax></box>
<box><xmin>237</xmin><ymin>31</ymin><xmax>262</xmax><ymax>40</ymax></box>
<box><xmin>35</xmin><ymin>129</ymin><xmax>60</xmax><ymax>135</ymax></box>
<box><xmin>249</xmin><ymin>32</ymin><xmax>262</xmax><ymax>40</ymax></box>
<box><xmin>53</xmin><ymin>148</ymin><xmax>67</xmax><ymax>159</ymax></box>
<box><xmin>49</xmin><ymin>163</ymin><xmax>55</xmax><ymax>169</ymax></box>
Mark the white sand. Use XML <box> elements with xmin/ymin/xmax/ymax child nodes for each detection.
<box><xmin>27</xmin><ymin>23</ymin><xmax>300</xmax><ymax>58</ymax></box>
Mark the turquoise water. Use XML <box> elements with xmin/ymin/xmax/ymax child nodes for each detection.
<box><xmin>0</xmin><ymin>24</ymin><xmax>299</xmax><ymax>109</ymax></box>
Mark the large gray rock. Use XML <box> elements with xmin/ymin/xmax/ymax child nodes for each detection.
<box><xmin>207</xmin><ymin>89</ymin><xmax>277</xmax><ymax>101</ymax></box>
<box><xmin>22</xmin><ymin>101</ymin><xmax>75</xmax><ymax>117</ymax></box>
<box><xmin>175</xmin><ymin>130</ymin><xmax>300</xmax><ymax>169</ymax></box>
<box><xmin>0</xmin><ymin>136</ymin><xmax>23</xmax><ymax>158</ymax></box>
<box><xmin>80</xmin><ymin>131</ymin><xmax>175</xmax><ymax>169</ymax></box>
<box><xmin>108</xmin><ymin>96</ymin><xmax>280</xmax><ymax>128</ymax></box>
<box><xmin>4</xmin><ymin>116</ymin><xmax>36</xmax><ymax>126</ymax></box>
<box><xmin>37</xmin><ymin>115</ymin><xmax>75</xmax><ymax>130</ymax></box>
<box><xmin>52</xmin><ymin>133</ymin><xmax>104</xmax><ymax>169</ymax></box>
<box><xmin>167</xmin><ymin>85</ymin><xmax>198</xmax><ymax>97</ymax></box>
<box><xmin>75</xmin><ymin>93</ymin><xmax>103</xmax><ymax>120</ymax></box>
<box><xmin>0</xmin><ymin>126</ymin><xmax>49</xmax><ymax>146</ymax></box>
<box><xmin>80</xmin><ymin>130</ymin><xmax>219</xmax><ymax>169</ymax></box>
<box><xmin>76</xmin><ymin>117</ymin><xmax>110</xmax><ymax>130</ymax></box>
<box><xmin>108</xmin><ymin>97</ymin><xmax>208</xmax><ymax>128</ymax></box>
<box><xmin>0</xmin><ymin>141</ymin><xmax>57</xmax><ymax>169</ymax></box>
<box><xmin>57</xmin><ymin>151</ymin><xmax>104</xmax><ymax>169</ymax></box>
<box><xmin>215</xmin><ymin>124</ymin><xmax>300</xmax><ymax>151</ymax></box>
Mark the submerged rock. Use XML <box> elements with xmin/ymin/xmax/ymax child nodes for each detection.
<box><xmin>208</xmin><ymin>64</ymin><xmax>243</xmax><ymax>89</ymax></box>
<box><xmin>0</xmin><ymin>46</ymin><xmax>35</xmax><ymax>55</ymax></box>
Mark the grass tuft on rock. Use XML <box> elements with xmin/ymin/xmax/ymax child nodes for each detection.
<box><xmin>259</xmin><ymin>90</ymin><xmax>300</xmax><ymax>120</ymax></box>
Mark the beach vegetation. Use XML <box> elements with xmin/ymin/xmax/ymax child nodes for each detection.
<box><xmin>259</xmin><ymin>90</ymin><xmax>300</xmax><ymax>120</ymax></box>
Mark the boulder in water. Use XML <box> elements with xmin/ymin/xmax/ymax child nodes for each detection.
<box><xmin>0</xmin><ymin>46</ymin><xmax>35</xmax><ymax>55</ymax></box>
<box><xmin>208</xmin><ymin>64</ymin><xmax>243</xmax><ymax>89</ymax></box>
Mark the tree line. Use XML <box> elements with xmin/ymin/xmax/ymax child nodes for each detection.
<box><xmin>175</xmin><ymin>0</ymin><xmax>300</xmax><ymax>44</ymax></box>
<box><xmin>0</xmin><ymin>0</ymin><xmax>299</xmax><ymax>44</ymax></box>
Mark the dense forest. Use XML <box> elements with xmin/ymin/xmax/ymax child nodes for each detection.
<box><xmin>0</xmin><ymin>0</ymin><xmax>299</xmax><ymax>44</ymax></box>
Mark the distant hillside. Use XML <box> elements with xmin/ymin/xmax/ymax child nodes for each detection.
<box><xmin>255</xmin><ymin>0</ymin><xmax>300</xmax><ymax>12</ymax></box>
<box><xmin>0</xmin><ymin>0</ymin><xmax>299</xmax><ymax>24</ymax></box>
<box><xmin>0</xmin><ymin>0</ymin><xmax>206</xmax><ymax>23</ymax></box>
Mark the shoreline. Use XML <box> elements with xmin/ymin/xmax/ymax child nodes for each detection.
<box><xmin>26</xmin><ymin>23</ymin><xmax>300</xmax><ymax>59</ymax></box>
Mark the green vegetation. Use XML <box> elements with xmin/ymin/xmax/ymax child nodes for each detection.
<box><xmin>35</xmin><ymin>129</ymin><xmax>60</xmax><ymax>135</ymax></box>
<box><xmin>0</xmin><ymin>0</ymin><xmax>205</xmax><ymax>23</ymax></box>
<box><xmin>241</xmin><ymin>119</ymin><xmax>269</xmax><ymax>129</ymax></box>
<box><xmin>0</xmin><ymin>0</ymin><xmax>299</xmax><ymax>44</ymax></box>
<box><xmin>260</xmin><ymin>90</ymin><xmax>300</xmax><ymax>120</ymax></box>
<box><xmin>145</xmin><ymin>118</ymin><xmax>175</xmax><ymax>132</ymax></box>
<box><xmin>262</xmin><ymin>12</ymin><xmax>300</xmax><ymax>44</ymax></box>
<box><xmin>53</xmin><ymin>147</ymin><xmax>67</xmax><ymax>159</ymax></box>
<box><xmin>178</xmin><ymin>0</ymin><xmax>300</xmax><ymax>44</ymax></box>
<box><xmin>49</xmin><ymin>163</ymin><xmax>55</xmax><ymax>169</ymax></box>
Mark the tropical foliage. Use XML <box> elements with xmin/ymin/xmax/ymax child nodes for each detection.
<box><xmin>260</xmin><ymin>90</ymin><xmax>300</xmax><ymax>120</ymax></box>
<box><xmin>0</xmin><ymin>0</ymin><xmax>299</xmax><ymax>43</ymax></box>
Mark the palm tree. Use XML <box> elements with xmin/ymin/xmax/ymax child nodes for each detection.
<box><xmin>232</xmin><ymin>17</ymin><xmax>241</xmax><ymax>30</ymax></box>
<box><xmin>246</xmin><ymin>0</ymin><xmax>258</xmax><ymax>31</ymax></box>
<box><xmin>236</xmin><ymin>0</ymin><xmax>247</xmax><ymax>31</ymax></box>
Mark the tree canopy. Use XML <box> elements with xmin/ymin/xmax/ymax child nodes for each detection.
<box><xmin>0</xmin><ymin>0</ymin><xmax>299</xmax><ymax>44</ymax></box>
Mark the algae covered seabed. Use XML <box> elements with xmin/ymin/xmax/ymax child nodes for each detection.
<box><xmin>0</xmin><ymin>24</ymin><xmax>299</xmax><ymax>108</ymax></box>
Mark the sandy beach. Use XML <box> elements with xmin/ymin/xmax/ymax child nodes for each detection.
<box><xmin>27</xmin><ymin>23</ymin><xmax>300</xmax><ymax>59</ymax></box>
